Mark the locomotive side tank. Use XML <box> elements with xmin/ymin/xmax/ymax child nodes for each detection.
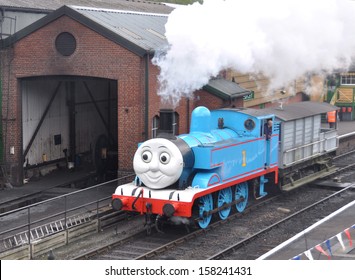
<box><xmin>112</xmin><ymin>106</ymin><xmax>279</xmax><ymax>229</ymax></box>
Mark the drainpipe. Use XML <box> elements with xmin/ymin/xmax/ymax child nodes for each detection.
<box><xmin>186</xmin><ymin>98</ymin><xmax>190</xmax><ymax>133</ymax></box>
<box><xmin>144</xmin><ymin>51</ymin><xmax>151</xmax><ymax>141</ymax></box>
<box><xmin>0</xmin><ymin>64</ymin><xmax>2</xmax><ymax>164</ymax></box>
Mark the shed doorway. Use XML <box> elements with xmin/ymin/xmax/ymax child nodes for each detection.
<box><xmin>21</xmin><ymin>76</ymin><xmax>118</xmax><ymax>182</ymax></box>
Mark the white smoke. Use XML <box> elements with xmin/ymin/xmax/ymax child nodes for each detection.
<box><xmin>153</xmin><ymin>0</ymin><xmax>355</xmax><ymax>106</ymax></box>
<box><xmin>170</xmin><ymin>216</ymin><xmax>190</xmax><ymax>225</ymax></box>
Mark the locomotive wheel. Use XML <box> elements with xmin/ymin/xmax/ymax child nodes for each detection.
<box><xmin>235</xmin><ymin>182</ymin><xmax>248</xmax><ymax>212</ymax></box>
<box><xmin>197</xmin><ymin>194</ymin><xmax>213</xmax><ymax>229</ymax></box>
<box><xmin>217</xmin><ymin>187</ymin><xmax>232</xmax><ymax>220</ymax></box>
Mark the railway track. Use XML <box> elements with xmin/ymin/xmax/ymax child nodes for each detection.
<box><xmin>70</xmin><ymin>150</ymin><xmax>355</xmax><ymax>260</ymax></box>
<box><xmin>4</xmin><ymin>149</ymin><xmax>355</xmax><ymax>260</ymax></box>
<box><xmin>0</xmin><ymin>172</ymin><xmax>98</xmax><ymax>214</ymax></box>
<box><xmin>331</xmin><ymin>149</ymin><xmax>355</xmax><ymax>182</ymax></box>
<box><xmin>209</xmin><ymin>184</ymin><xmax>355</xmax><ymax>260</ymax></box>
<box><xmin>74</xmin><ymin>183</ymin><xmax>348</xmax><ymax>260</ymax></box>
<box><xmin>0</xmin><ymin>175</ymin><xmax>135</xmax><ymax>259</ymax></box>
<box><xmin>74</xmin><ymin>196</ymin><xmax>277</xmax><ymax>260</ymax></box>
<box><xmin>76</xmin><ymin>227</ymin><xmax>188</xmax><ymax>260</ymax></box>
<box><xmin>146</xmin><ymin>185</ymin><xmax>355</xmax><ymax>260</ymax></box>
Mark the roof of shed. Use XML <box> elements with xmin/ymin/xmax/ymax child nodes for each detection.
<box><xmin>241</xmin><ymin>101</ymin><xmax>339</xmax><ymax>121</ymax></box>
<box><xmin>0</xmin><ymin>0</ymin><xmax>173</xmax><ymax>14</ymax></box>
<box><xmin>1</xmin><ymin>5</ymin><xmax>169</xmax><ymax>56</ymax></box>
<box><xmin>73</xmin><ymin>6</ymin><xmax>168</xmax><ymax>52</ymax></box>
<box><xmin>203</xmin><ymin>78</ymin><xmax>251</xmax><ymax>100</ymax></box>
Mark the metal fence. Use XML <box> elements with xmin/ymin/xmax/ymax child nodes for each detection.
<box><xmin>0</xmin><ymin>174</ymin><xmax>134</xmax><ymax>256</ymax></box>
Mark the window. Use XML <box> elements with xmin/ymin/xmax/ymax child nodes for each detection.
<box><xmin>55</xmin><ymin>32</ymin><xmax>76</xmax><ymax>56</ymax></box>
<box><xmin>244</xmin><ymin>119</ymin><xmax>255</xmax><ymax>131</ymax></box>
<box><xmin>340</xmin><ymin>74</ymin><xmax>355</xmax><ymax>85</ymax></box>
<box><xmin>152</xmin><ymin>115</ymin><xmax>160</xmax><ymax>138</ymax></box>
<box><xmin>160</xmin><ymin>110</ymin><xmax>173</xmax><ymax>133</ymax></box>
<box><xmin>154</xmin><ymin>110</ymin><xmax>179</xmax><ymax>137</ymax></box>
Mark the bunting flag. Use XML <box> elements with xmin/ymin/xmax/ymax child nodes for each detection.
<box><xmin>314</xmin><ymin>244</ymin><xmax>331</xmax><ymax>260</ymax></box>
<box><xmin>336</xmin><ymin>233</ymin><xmax>346</xmax><ymax>251</ymax></box>
<box><xmin>291</xmin><ymin>223</ymin><xmax>355</xmax><ymax>260</ymax></box>
<box><xmin>344</xmin><ymin>228</ymin><xmax>353</xmax><ymax>247</ymax></box>
<box><xmin>304</xmin><ymin>249</ymin><xmax>314</xmax><ymax>260</ymax></box>
<box><xmin>325</xmin><ymin>239</ymin><xmax>333</xmax><ymax>256</ymax></box>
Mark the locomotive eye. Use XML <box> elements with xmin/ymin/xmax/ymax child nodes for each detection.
<box><xmin>142</xmin><ymin>151</ymin><xmax>152</xmax><ymax>163</ymax></box>
<box><xmin>159</xmin><ymin>152</ymin><xmax>170</xmax><ymax>164</ymax></box>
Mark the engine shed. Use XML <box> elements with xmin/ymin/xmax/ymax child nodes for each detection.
<box><xmin>0</xmin><ymin>5</ymin><xmax>173</xmax><ymax>186</ymax></box>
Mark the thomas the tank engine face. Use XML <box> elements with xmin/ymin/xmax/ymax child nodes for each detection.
<box><xmin>133</xmin><ymin>138</ymin><xmax>184</xmax><ymax>189</ymax></box>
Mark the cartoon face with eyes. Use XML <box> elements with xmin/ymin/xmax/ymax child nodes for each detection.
<box><xmin>133</xmin><ymin>138</ymin><xmax>184</xmax><ymax>189</ymax></box>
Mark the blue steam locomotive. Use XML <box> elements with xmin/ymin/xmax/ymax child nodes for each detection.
<box><xmin>112</xmin><ymin>102</ymin><xmax>338</xmax><ymax>230</ymax></box>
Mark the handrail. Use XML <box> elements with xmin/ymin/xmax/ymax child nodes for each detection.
<box><xmin>338</xmin><ymin>130</ymin><xmax>355</xmax><ymax>140</ymax></box>
<box><xmin>0</xmin><ymin>174</ymin><xmax>133</xmax><ymax>218</ymax></box>
<box><xmin>0</xmin><ymin>173</ymin><xmax>135</xmax><ymax>253</ymax></box>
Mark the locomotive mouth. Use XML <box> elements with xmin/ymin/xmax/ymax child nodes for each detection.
<box><xmin>144</xmin><ymin>172</ymin><xmax>164</xmax><ymax>183</ymax></box>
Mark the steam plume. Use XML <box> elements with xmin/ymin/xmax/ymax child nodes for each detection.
<box><xmin>153</xmin><ymin>0</ymin><xmax>355</xmax><ymax>106</ymax></box>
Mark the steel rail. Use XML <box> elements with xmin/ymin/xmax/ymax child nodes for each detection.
<box><xmin>208</xmin><ymin>184</ymin><xmax>355</xmax><ymax>260</ymax></box>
